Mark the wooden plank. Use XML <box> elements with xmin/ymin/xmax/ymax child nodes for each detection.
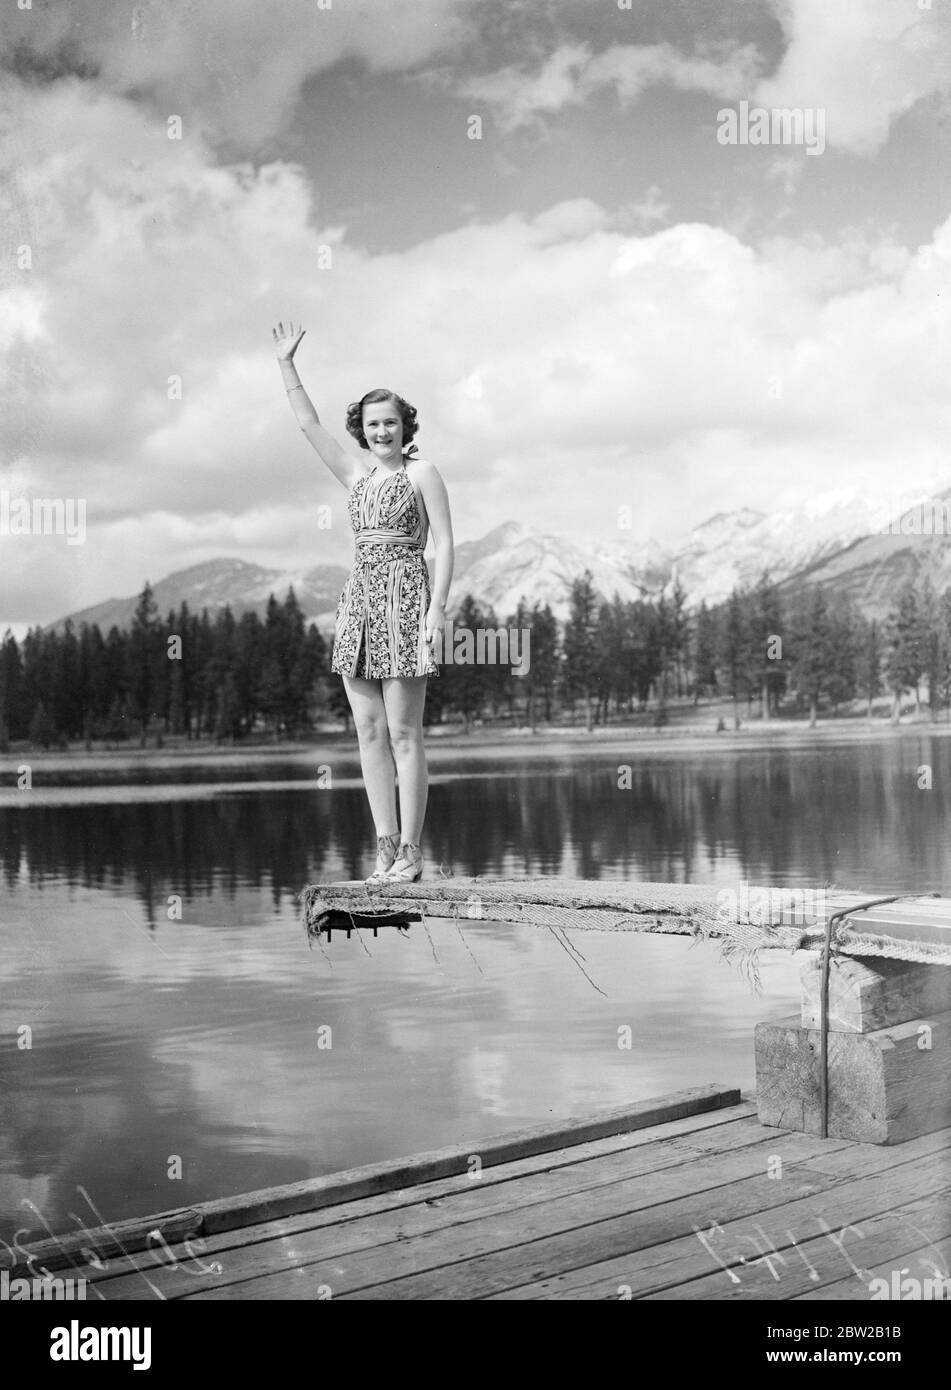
<box><xmin>756</xmin><ymin>1011</ymin><xmax>951</xmax><ymax>1143</ymax></box>
<box><xmin>640</xmin><ymin>1189</ymin><xmax>951</xmax><ymax>1301</ymax></box>
<box><xmin>315</xmin><ymin>1130</ymin><xmax>951</xmax><ymax>1301</ymax></box>
<box><xmin>9</xmin><ymin>1208</ymin><xmax>202</xmax><ymax>1281</ymax></box>
<box><xmin>185</xmin><ymin>1129</ymin><xmax>873</xmax><ymax>1300</ymax></box>
<box><xmin>492</xmin><ymin>1168</ymin><xmax>951</xmax><ymax>1301</ymax></box>
<box><xmin>836</xmin><ymin>906</ymin><xmax>951</xmax><ymax>949</ymax></box>
<box><xmin>94</xmin><ymin>1112</ymin><xmax>773</xmax><ymax>1299</ymax></box>
<box><xmin>794</xmin><ymin>1232</ymin><xmax>951</xmax><ymax>1301</ymax></box>
<box><xmin>473</xmin><ymin>1136</ymin><xmax>951</xmax><ymax>1302</ymax></box>
<box><xmin>800</xmin><ymin>956</ymin><xmax>951</xmax><ymax>1033</ymax></box>
<box><xmin>854</xmin><ymin>902</ymin><xmax>951</xmax><ymax>920</ymax></box>
<box><xmin>71</xmin><ymin>1103</ymin><xmax>760</xmax><ymax>1289</ymax></box>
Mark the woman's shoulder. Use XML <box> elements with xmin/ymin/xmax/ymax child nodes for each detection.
<box><xmin>403</xmin><ymin>453</ymin><xmax>441</xmax><ymax>480</ymax></box>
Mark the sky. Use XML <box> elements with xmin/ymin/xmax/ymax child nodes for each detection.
<box><xmin>1</xmin><ymin>0</ymin><xmax>950</xmax><ymax>630</ymax></box>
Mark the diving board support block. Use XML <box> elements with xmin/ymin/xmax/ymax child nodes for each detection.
<box><xmin>755</xmin><ymin>1009</ymin><xmax>951</xmax><ymax>1144</ymax></box>
<box><xmin>800</xmin><ymin>954</ymin><xmax>951</xmax><ymax>1034</ymax></box>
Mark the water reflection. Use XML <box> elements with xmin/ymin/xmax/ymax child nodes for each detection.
<box><xmin>1</xmin><ymin>737</ymin><xmax>950</xmax><ymax>1246</ymax></box>
<box><xmin>2</xmin><ymin>737</ymin><xmax>950</xmax><ymax>901</ymax></box>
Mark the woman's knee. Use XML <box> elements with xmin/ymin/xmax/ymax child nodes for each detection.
<box><xmin>388</xmin><ymin>722</ymin><xmax>424</xmax><ymax>759</ymax></box>
<box><xmin>353</xmin><ymin>711</ymin><xmax>390</xmax><ymax>747</ymax></box>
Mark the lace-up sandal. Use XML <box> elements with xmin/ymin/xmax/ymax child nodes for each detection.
<box><xmin>367</xmin><ymin>833</ymin><xmax>401</xmax><ymax>882</ymax></box>
<box><xmin>386</xmin><ymin>842</ymin><xmax>423</xmax><ymax>882</ymax></box>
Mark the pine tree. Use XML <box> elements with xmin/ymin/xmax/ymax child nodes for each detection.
<box><xmin>653</xmin><ymin>593</ymin><xmax>671</xmax><ymax>725</ymax></box>
<box><xmin>750</xmin><ymin>572</ymin><xmax>785</xmax><ymax>721</ymax></box>
<box><xmin>441</xmin><ymin>593</ymin><xmax>494</xmax><ymax>733</ymax></box>
<box><xmin>668</xmin><ymin>576</ymin><xmax>690</xmax><ymax>699</ymax></box>
<box><xmin>28</xmin><ymin>700</ymin><xmax>55</xmax><ymax>750</ymax></box>
<box><xmin>527</xmin><ymin>602</ymin><xmax>558</xmax><ymax>726</ymax></box>
<box><xmin>884</xmin><ymin>582</ymin><xmax>926</xmax><ymax>724</ymax></box>
<box><xmin>629</xmin><ymin>600</ymin><xmax>659</xmax><ymax>711</ymax></box>
<box><xmin>78</xmin><ymin>623</ymin><xmax>109</xmax><ymax>742</ymax></box>
<box><xmin>562</xmin><ymin>571</ymin><xmax>601</xmax><ymax>731</ymax></box>
<box><xmin>854</xmin><ymin>617</ymin><xmax>882</xmax><ymax>720</ymax></box>
<box><xmin>214</xmin><ymin>672</ymin><xmax>242</xmax><ymax>744</ymax></box>
<box><xmin>691</xmin><ymin>602</ymin><xmax>718</xmax><ymax>704</ymax></box>
<box><xmin>104</xmin><ymin>626</ymin><xmax>130</xmax><ymax>739</ymax></box>
<box><xmin>790</xmin><ymin>586</ymin><xmax>835</xmax><ymax>727</ymax></box>
<box><xmin>718</xmin><ymin>588</ymin><xmax>754</xmax><ymax>729</ymax></box>
<box><xmin>234</xmin><ymin>610</ymin><xmax>264</xmax><ymax>736</ymax></box>
<box><xmin>825</xmin><ymin>594</ymin><xmax>860</xmax><ymax>714</ymax></box>
<box><xmin>594</xmin><ymin>599</ymin><xmax>616</xmax><ymax>724</ymax></box>
<box><xmin>259</xmin><ymin>595</ymin><xmax>287</xmax><ymax>738</ymax></box>
<box><xmin>168</xmin><ymin>662</ymin><xmax>186</xmax><ymax>736</ymax></box>
<box><xmin>51</xmin><ymin>619</ymin><xmax>82</xmax><ymax>739</ymax></box>
<box><xmin>128</xmin><ymin>582</ymin><xmax>163</xmax><ymax>746</ymax></box>
<box><xmin>21</xmin><ymin>628</ymin><xmax>51</xmax><ymax>739</ymax></box>
<box><xmin>918</xmin><ymin>577</ymin><xmax>943</xmax><ymax>721</ymax></box>
<box><xmin>0</xmin><ymin>631</ymin><xmax>24</xmax><ymax>740</ymax></box>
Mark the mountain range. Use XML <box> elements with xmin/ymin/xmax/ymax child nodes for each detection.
<box><xmin>51</xmin><ymin>486</ymin><xmax>951</xmax><ymax>634</ymax></box>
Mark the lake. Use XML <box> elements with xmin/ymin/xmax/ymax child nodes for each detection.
<box><xmin>2</xmin><ymin>731</ymin><xmax>949</xmax><ymax>1247</ymax></box>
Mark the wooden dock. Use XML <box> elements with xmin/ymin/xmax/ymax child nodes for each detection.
<box><xmin>16</xmin><ymin>1084</ymin><xmax>951</xmax><ymax>1301</ymax></box>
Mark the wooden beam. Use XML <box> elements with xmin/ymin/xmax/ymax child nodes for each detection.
<box><xmin>10</xmin><ymin>1208</ymin><xmax>203</xmax><ymax>1281</ymax></box>
<box><xmin>801</xmin><ymin>955</ymin><xmax>951</xmax><ymax>1033</ymax></box>
<box><xmin>755</xmin><ymin>1010</ymin><xmax>951</xmax><ymax>1143</ymax></box>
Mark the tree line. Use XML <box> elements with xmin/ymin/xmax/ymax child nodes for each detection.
<box><xmin>432</xmin><ymin>570</ymin><xmax>951</xmax><ymax>730</ymax></box>
<box><xmin>0</xmin><ymin>584</ymin><xmax>327</xmax><ymax>749</ymax></box>
<box><xmin>1</xmin><ymin>570</ymin><xmax>949</xmax><ymax>749</ymax></box>
<box><xmin>552</xmin><ymin>569</ymin><xmax>951</xmax><ymax>729</ymax></box>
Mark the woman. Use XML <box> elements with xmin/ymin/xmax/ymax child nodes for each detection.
<box><xmin>272</xmin><ymin>320</ymin><xmax>454</xmax><ymax>883</ymax></box>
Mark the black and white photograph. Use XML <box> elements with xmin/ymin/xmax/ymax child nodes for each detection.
<box><xmin>2</xmin><ymin>0</ymin><xmax>951</xmax><ymax>1335</ymax></box>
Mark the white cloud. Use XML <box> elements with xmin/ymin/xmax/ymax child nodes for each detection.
<box><xmin>458</xmin><ymin>41</ymin><xmax>591</xmax><ymax>131</ymax></box>
<box><xmin>2</xmin><ymin>74</ymin><xmax>951</xmax><ymax>626</ymax></box>
<box><xmin>617</xmin><ymin>185</ymin><xmax>671</xmax><ymax>231</ymax></box>
<box><xmin>0</xmin><ymin>0</ymin><xmax>472</xmax><ymax>144</ymax></box>
<box><xmin>758</xmin><ymin>0</ymin><xmax>951</xmax><ymax>154</ymax></box>
<box><xmin>459</xmin><ymin>39</ymin><xmax>763</xmax><ymax>132</ymax></box>
<box><xmin>454</xmin><ymin>4</ymin><xmax>951</xmax><ymax>153</ymax></box>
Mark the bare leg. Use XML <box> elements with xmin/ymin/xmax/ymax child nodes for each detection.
<box><xmin>342</xmin><ymin>676</ymin><xmax>398</xmax><ymax>836</ymax></box>
<box><xmin>381</xmin><ymin>676</ymin><xmax>429</xmax><ymax>845</ymax></box>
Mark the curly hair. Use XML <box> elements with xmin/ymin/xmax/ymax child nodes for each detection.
<box><xmin>345</xmin><ymin>388</ymin><xmax>419</xmax><ymax>450</ymax></box>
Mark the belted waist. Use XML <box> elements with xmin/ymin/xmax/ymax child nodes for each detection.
<box><xmin>354</xmin><ymin>529</ymin><xmax>422</xmax><ymax>550</ymax></box>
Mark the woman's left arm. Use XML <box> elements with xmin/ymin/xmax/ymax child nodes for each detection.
<box><xmin>415</xmin><ymin>461</ymin><xmax>454</xmax><ymax>641</ymax></box>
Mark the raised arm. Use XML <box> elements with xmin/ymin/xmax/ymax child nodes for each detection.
<box><xmin>412</xmin><ymin>459</ymin><xmax>454</xmax><ymax>646</ymax></box>
<box><xmin>272</xmin><ymin>320</ymin><xmax>367</xmax><ymax>490</ymax></box>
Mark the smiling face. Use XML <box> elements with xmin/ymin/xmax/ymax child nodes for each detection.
<box><xmin>362</xmin><ymin>398</ymin><xmax>404</xmax><ymax>464</ymax></box>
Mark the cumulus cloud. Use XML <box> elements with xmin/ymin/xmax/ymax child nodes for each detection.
<box><xmin>458</xmin><ymin>39</ymin><xmax>763</xmax><ymax>132</ymax></box>
<box><xmin>453</xmin><ymin>2</ymin><xmax>951</xmax><ymax>154</ymax></box>
<box><xmin>757</xmin><ymin>0</ymin><xmax>951</xmax><ymax>155</ymax></box>
<box><xmin>0</xmin><ymin>0</ymin><xmax>471</xmax><ymax>145</ymax></box>
<box><xmin>2</xmin><ymin>66</ymin><xmax>951</xmax><ymax>626</ymax></box>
